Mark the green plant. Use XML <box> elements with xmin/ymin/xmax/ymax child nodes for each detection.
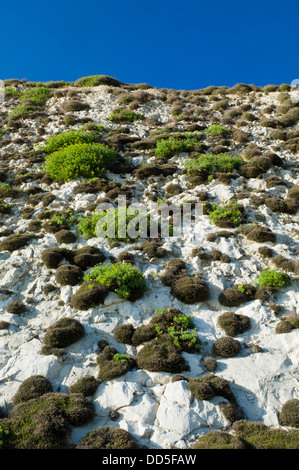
<box><xmin>51</xmin><ymin>211</ymin><xmax>76</xmax><ymax>228</ymax></box>
<box><xmin>237</xmin><ymin>285</ymin><xmax>253</xmax><ymax>296</ymax></box>
<box><xmin>205</xmin><ymin>124</ymin><xmax>230</xmax><ymax>135</ymax></box>
<box><xmin>113</xmin><ymin>353</ymin><xmax>131</xmax><ymax>363</ymax></box>
<box><xmin>0</xmin><ymin>425</ymin><xmax>9</xmax><ymax>448</ymax></box>
<box><xmin>185</xmin><ymin>153</ymin><xmax>243</xmax><ymax>175</ymax></box>
<box><xmin>78</xmin><ymin>206</ymin><xmax>146</xmax><ymax>242</ymax></box>
<box><xmin>42</xmin><ymin>130</ymin><xmax>100</xmax><ymax>154</ymax></box>
<box><xmin>256</xmin><ymin>269</ymin><xmax>292</xmax><ymax>289</ymax></box>
<box><xmin>84</xmin><ymin>262</ymin><xmax>146</xmax><ymax>300</ymax></box>
<box><xmin>9</xmin><ymin>103</ymin><xmax>35</xmax><ymax>118</ymax></box>
<box><xmin>208</xmin><ymin>202</ymin><xmax>243</xmax><ymax>227</ymax></box>
<box><xmin>155</xmin><ymin>137</ymin><xmax>198</xmax><ymax>158</ymax></box>
<box><xmin>74</xmin><ymin>75</ymin><xmax>123</xmax><ymax>87</ymax></box>
<box><xmin>108</xmin><ymin>109</ymin><xmax>143</xmax><ymax>122</ymax></box>
<box><xmin>44</xmin><ymin>143</ymin><xmax>117</xmax><ymax>181</ymax></box>
<box><xmin>19</xmin><ymin>86</ymin><xmax>52</xmax><ymax>106</ymax></box>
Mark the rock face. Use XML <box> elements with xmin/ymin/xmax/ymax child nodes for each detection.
<box><xmin>0</xmin><ymin>77</ymin><xmax>298</xmax><ymax>449</ymax></box>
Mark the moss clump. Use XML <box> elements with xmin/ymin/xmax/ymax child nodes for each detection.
<box><xmin>55</xmin><ymin>229</ymin><xmax>77</xmax><ymax>244</ymax></box>
<box><xmin>232</xmin><ymin>420</ymin><xmax>299</xmax><ymax>449</ymax></box>
<box><xmin>41</xmin><ymin>247</ymin><xmax>72</xmax><ymax>269</ymax></box>
<box><xmin>70</xmin><ymin>281</ymin><xmax>109</xmax><ymax>310</ymax></box>
<box><xmin>13</xmin><ymin>375</ymin><xmax>53</xmax><ymax>405</ymax></box>
<box><xmin>275</xmin><ymin>320</ymin><xmax>293</xmax><ymax>334</ymax></box>
<box><xmin>136</xmin><ymin>334</ymin><xmax>187</xmax><ymax>373</ymax></box>
<box><xmin>42</xmin><ymin>318</ymin><xmax>85</xmax><ymax>350</ymax></box>
<box><xmin>0</xmin><ymin>233</ymin><xmax>33</xmax><ymax>252</ymax></box>
<box><xmin>77</xmin><ymin>426</ymin><xmax>138</xmax><ymax>449</ymax></box>
<box><xmin>83</xmin><ymin>262</ymin><xmax>146</xmax><ymax>301</ymax></box>
<box><xmin>204</xmin><ymin>356</ymin><xmax>217</xmax><ymax>372</ymax></box>
<box><xmin>189</xmin><ymin>374</ymin><xmax>237</xmax><ymax>403</ymax></box>
<box><xmin>0</xmin><ymin>392</ymin><xmax>94</xmax><ymax>449</ymax></box>
<box><xmin>188</xmin><ymin>379</ymin><xmax>215</xmax><ymax>400</ymax></box>
<box><xmin>73</xmin><ymin>245</ymin><xmax>105</xmax><ymax>270</ymax></box>
<box><xmin>6</xmin><ymin>300</ymin><xmax>26</xmax><ymax>315</ymax></box>
<box><xmin>258</xmin><ymin>246</ymin><xmax>273</xmax><ymax>258</ymax></box>
<box><xmin>68</xmin><ymin>376</ymin><xmax>99</xmax><ymax>397</ymax></box>
<box><xmin>256</xmin><ymin>269</ymin><xmax>291</xmax><ymax>289</ymax></box>
<box><xmin>113</xmin><ymin>324</ymin><xmax>136</xmax><ymax>345</ymax></box>
<box><xmin>55</xmin><ymin>265</ymin><xmax>83</xmax><ymax>286</ymax></box>
<box><xmin>219</xmin><ymin>401</ymin><xmax>243</xmax><ymax>423</ymax></box>
<box><xmin>97</xmin><ymin>346</ymin><xmax>136</xmax><ymax>381</ymax></box>
<box><xmin>242</xmin><ymin>225</ymin><xmax>276</xmax><ymax>243</ymax></box>
<box><xmin>131</xmin><ymin>324</ymin><xmax>157</xmax><ymax>347</ymax></box>
<box><xmin>213</xmin><ymin>336</ymin><xmax>241</xmax><ymax>358</ymax></box>
<box><xmin>170</xmin><ymin>276</ymin><xmax>210</xmax><ymax>304</ymax></box>
<box><xmin>192</xmin><ymin>430</ymin><xmax>246</xmax><ymax>449</ymax></box>
<box><xmin>279</xmin><ymin>399</ymin><xmax>299</xmax><ymax>428</ymax></box>
<box><xmin>217</xmin><ymin>312</ymin><xmax>250</xmax><ymax>337</ymax></box>
<box><xmin>45</xmin><ymin>143</ymin><xmax>117</xmax><ymax>182</ymax></box>
<box><xmin>135</xmin><ymin>308</ymin><xmax>201</xmax><ymax>353</ymax></box>
<box><xmin>218</xmin><ymin>284</ymin><xmax>256</xmax><ymax>307</ymax></box>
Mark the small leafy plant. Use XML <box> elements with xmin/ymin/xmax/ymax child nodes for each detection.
<box><xmin>155</xmin><ymin>137</ymin><xmax>198</xmax><ymax>158</ymax></box>
<box><xmin>113</xmin><ymin>353</ymin><xmax>131</xmax><ymax>363</ymax></box>
<box><xmin>108</xmin><ymin>109</ymin><xmax>143</xmax><ymax>122</ymax></box>
<box><xmin>257</xmin><ymin>269</ymin><xmax>292</xmax><ymax>289</ymax></box>
<box><xmin>185</xmin><ymin>153</ymin><xmax>243</xmax><ymax>175</ymax></box>
<box><xmin>44</xmin><ymin>143</ymin><xmax>117</xmax><ymax>181</ymax></box>
<box><xmin>84</xmin><ymin>262</ymin><xmax>146</xmax><ymax>300</ymax></box>
<box><xmin>42</xmin><ymin>130</ymin><xmax>101</xmax><ymax>154</ymax></box>
<box><xmin>205</xmin><ymin>124</ymin><xmax>230</xmax><ymax>135</ymax></box>
<box><xmin>208</xmin><ymin>202</ymin><xmax>243</xmax><ymax>227</ymax></box>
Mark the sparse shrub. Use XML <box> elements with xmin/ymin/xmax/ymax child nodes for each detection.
<box><xmin>45</xmin><ymin>143</ymin><xmax>117</xmax><ymax>181</ymax></box>
<box><xmin>60</xmin><ymin>100</ymin><xmax>90</xmax><ymax>112</ymax></box>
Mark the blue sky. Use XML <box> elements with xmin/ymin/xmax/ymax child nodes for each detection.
<box><xmin>0</xmin><ymin>0</ymin><xmax>298</xmax><ymax>90</ymax></box>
